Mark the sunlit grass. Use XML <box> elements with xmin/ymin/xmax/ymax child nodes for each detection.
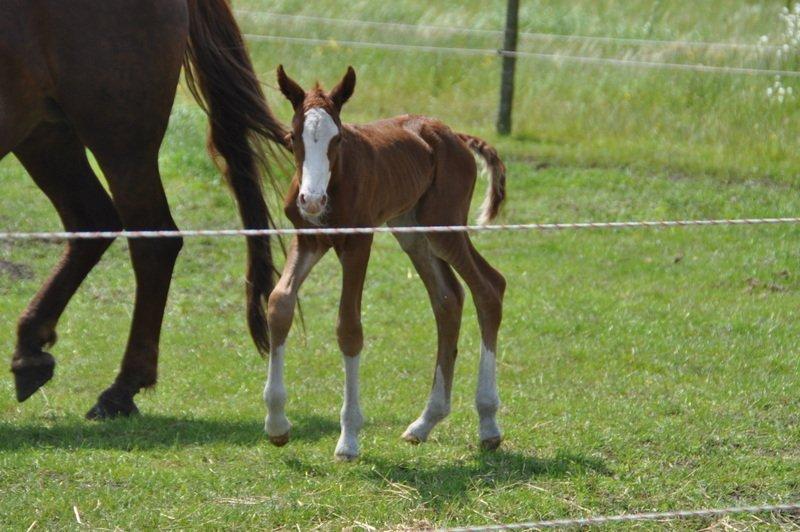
<box><xmin>233</xmin><ymin>0</ymin><xmax>800</xmax><ymax>182</ymax></box>
<box><xmin>1</xmin><ymin>1</ymin><xmax>800</xmax><ymax>529</ymax></box>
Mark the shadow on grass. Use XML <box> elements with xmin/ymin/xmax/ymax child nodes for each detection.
<box><xmin>362</xmin><ymin>450</ymin><xmax>611</xmax><ymax>510</ymax></box>
<box><xmin>0</xmin><ymin>413</ymin><xmax>340</xmax><ymax>451</ymax></box>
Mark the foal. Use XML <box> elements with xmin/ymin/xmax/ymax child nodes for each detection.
<box><xmin>265</xmin><ymin>66</ymin><xmax>508</xmax><ymax>460</ymax></box>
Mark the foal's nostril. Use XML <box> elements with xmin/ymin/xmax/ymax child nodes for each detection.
<box><xmin>321</xmin><ymin>195</ymin><xmax>328</xmax><ymax>206</ymax></box>
<box><xmin>299</xmin><ymin>193</ymin><xmax>307</xmax><ymax>205</ymax></box>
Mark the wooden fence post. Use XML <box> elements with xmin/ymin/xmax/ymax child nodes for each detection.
<box><xmin>496</xmin><ymin>0</ymin><xmax>520</xmax><ymax>136</ymax></box>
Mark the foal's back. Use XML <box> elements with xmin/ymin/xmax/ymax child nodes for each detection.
<box><xmin>340</xmin><ymin>115</ymin><xmax>478</xmax><ymax>225</ymax></box>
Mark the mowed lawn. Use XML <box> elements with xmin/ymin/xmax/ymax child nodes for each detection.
<box><xmin>2</xmin><ymin>1</ymin><xmax>800</xmax><ymax>529</ymax></box>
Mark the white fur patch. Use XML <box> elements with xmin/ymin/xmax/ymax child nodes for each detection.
<box><xmin>403</xmin><ymin>365</ymin><xmax>450</xmax><ymax>442</ymax></box>
<box><xmin>336</xmin><ymin>354</ymin><xmax>364</xmax><ymax>459</ymax></box>
<box><xmin>301</xmin><ymin>108</ymin><xmax>339</xmax><ymax>198</ymax></box>
<box><xmin>476</xmin><ymin>343</ymin><xmax>501</xmax><ymax>441</ymax></box>
<box><xmin>264</xmin><ymin>345</ymin><xmax>291</xmax><ymax>437</ymax></box>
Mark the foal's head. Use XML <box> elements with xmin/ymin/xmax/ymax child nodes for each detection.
<box><xmin>277</xmin><ymin>65</ymin><xmax>357</xmax><ymax>224</ymax></box>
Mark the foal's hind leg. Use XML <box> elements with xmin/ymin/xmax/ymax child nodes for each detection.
<box><xmin>391</xmin><ymin>219</ymin><xmax>465</xmax><ymax>445</ymax></box>
<box><xmin>11</xmin><ymin>122</ymin><xmax>121</xmax><ymax>402</ymax></box>
<box><xmin>425</xmin><ymin>232</ymin><xmax>506</xmax><ymax>451</ymax></box>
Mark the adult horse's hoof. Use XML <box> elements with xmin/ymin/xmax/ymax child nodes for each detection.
<box><xmin>268</xmin><ymin>431</ymin><xmax>291</xmax><ymax>447</ymax></box>
<box><xmin>480</xmin><ymin>436</ymin><xmax>503</xmax><ymax>452</ymax></box>
<box><xmin>11</xmin><ymin>352</ymin><xmax>56</xmax><ymax>403</ymax></box>
<box><xmin>85</xmin><ymin>388</ymin><xmax>139</xmax><ymax>420</ymax></box>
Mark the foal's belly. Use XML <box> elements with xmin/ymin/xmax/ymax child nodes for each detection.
<box><xmin>370</xmin><ymin>150</ymin><xmax>435</xmax><ymax>224</ymax></box>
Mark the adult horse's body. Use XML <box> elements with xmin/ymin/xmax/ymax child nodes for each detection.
<box><xmin>266</xmin><ymin>66</ymin><xmax>508</xmax><ymax>460</ymax></box>
<box><xmin>1</xmin><ymin>0</ymin><xmax>286</xmax><ymax>417</ymax></box>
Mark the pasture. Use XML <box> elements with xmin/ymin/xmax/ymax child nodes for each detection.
<box><xmin>2</xmin><ymin>0</ymin><xmax>800</xmax><ymax>528</ymax></box>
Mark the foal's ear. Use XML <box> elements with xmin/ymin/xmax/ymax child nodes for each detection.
<box><xmin>277</xmin><ymin>65</ymin><xmax>305</xmax><ymax>110</ymax></box>
<box><xmin>330</xmin><ymin>66</ymin><xmax>357</xmax><ymax>110</ymax></box>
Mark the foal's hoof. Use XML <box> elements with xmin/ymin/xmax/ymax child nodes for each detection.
<box><xmin>334</xmin><ymin>451</ymin><xmax>359</xmax><ymax>462</ymax></box>
<box><xmin>11</xmin><ymin>352</ymin><xmax>56</xmax><ymax>403</ymax></box>
<box><xmin>402</xmin><ymin>430</ymin><xmax>425</xmax><ymax>446</ymax></box>
<box><xmin>480</xmin><ymin>436</ymin><xmax>503</xmax><ymax>452</ymax></box>
<box><xmin>268</xmin><ymin>431</ymin><xmax>291</xmax><ymax>447</ymax></box>
<box><xmin>85</xmin><ymin>388</ymin><xmax>139</xmax><ymax>420</ymax></box>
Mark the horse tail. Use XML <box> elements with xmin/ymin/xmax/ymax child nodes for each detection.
<box><xmin>458</xmin><ymin>134</ymin><xmax>507</xmax><ymax>224</ymax></box>
<box><xmin>184</xmin><ymin>0</ymin><xmax>289</xmax><ymax>356</ymax></box>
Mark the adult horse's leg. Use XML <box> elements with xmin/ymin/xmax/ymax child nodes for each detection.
<box><xmin>10</xmin><ymin>122</ymin><xmax>122</xmax><ymax>401</ymax></box>
<box><xmin>84</xmin><ymin>150</ymin><xmax>183</xmax><ymax>419</ymax></box>
<box><xmin>333</xmin><ymin>235</ymin><xmax>373</xmax><ymax>461</ymax></box>
<box><xmin>265</xmin><ymin>236</ymin><xmax>328</xmax><ymax>445</ymax></box>
<box><xmin>390</xmin><ymin>215</ymin><xmax>465</xmax><ymax>445</ymax></box>
<box><xmin>41</xmin><ymin>1</ymin><xmax>191</xmax><ymax>418</ymax></box>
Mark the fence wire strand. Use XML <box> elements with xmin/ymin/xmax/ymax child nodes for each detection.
<box><xmin>1</xmin><ymin>217</ymin><xmax>799</xmax><ymax>241</ymax></box>
<box><xmin>242</xmin><ymin>33</ymin><xmax>800</xmax><ymax>78</ymax></box>
<box><xmin>445</xmin><ymin>502</ymin><xmax>800</xmax><ymax>531</ymax></box>
<box><xmin>235</xmin><ymin>9</ymin><xmax>769</xmax><ymax>51</ymax></box>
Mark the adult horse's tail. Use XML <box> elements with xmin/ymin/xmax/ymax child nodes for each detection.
<box><xmin>458</xmin><ymin>134</ymin><xmax>507</xmax><ymax>224</ymax></box>
<box><xmin>183</xmin><ymin>0</ymin><xmax>288</xmax><ymax>356</ymax></box>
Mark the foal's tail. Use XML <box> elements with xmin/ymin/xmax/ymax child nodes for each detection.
<box><xmin>459</xmin><ymin>134</ymin><xmax>507</xmax><ymax>224</ymax></box>
<box><xmin>184</xmin><ymin>0</ymin><xmax>290</xmax><ymax>356</ymax></box>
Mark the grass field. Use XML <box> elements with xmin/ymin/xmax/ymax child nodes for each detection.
<box><xmin>2</xmin><ymin>1</ymin><xmax>800</xmax><ymax>529</ymax></box>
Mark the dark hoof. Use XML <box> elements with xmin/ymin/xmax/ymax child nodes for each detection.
<box><xmin>480</xmin><ymin>436</ymin><xmax>503</xmax><ymax>452</ymax></box>
<box><xmin>11</xmin><ymin>352</ymin><xmax>56</xmax><ymax>403</ymax></box>
<box><xmin>85</xmin><ymin>388</ymin><xmax>139</xmax><ymax>420</ymax></box>
<box><xmin>268</xmin><ymin>431</ymin><xmax>291</xmax><ymax>447</ymax></box>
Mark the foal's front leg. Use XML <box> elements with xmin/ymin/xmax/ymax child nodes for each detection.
<box><xmin>264</xmin><ymin>236</ymin><xmax>326</xmax><ymax>446</ymax></box>
<box><xmin>334</xmin><ymin>235</ymin><xmax>373</xmax><ymax>460</ymax></box>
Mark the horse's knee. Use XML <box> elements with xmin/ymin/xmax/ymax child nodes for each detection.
<box><xmin>337</xmin><ymin>319</ymin><xmax>363</xmax><ymax>357</ymax></box>
<box><xmin>130</xmin><ymin>235</ymin><xmax>183</xmax><ymax>271</ymax></box>
<box><xmin>157</xmin><ymin>235</ymin><xmax>183</xmax><ymax>264</ymax></box>
<box><xmin>268</xmin><ymin>288</ymin><xmax>295</xmax><ymax>345</ymax></box>
<box><xmin>68</xmin><ymin>230</ymin><xmax>119</xmax><ymax>270</ymax></box>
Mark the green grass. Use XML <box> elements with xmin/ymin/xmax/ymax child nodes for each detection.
<box><xmin>234</xmin><ymin>0</ymin><xmax>800</xmax><ymax>182</ymax></box>
<box><xmin>2</xmin><ymin>1</ymin><xmax>800</xmax><ymax>529</ymax></box>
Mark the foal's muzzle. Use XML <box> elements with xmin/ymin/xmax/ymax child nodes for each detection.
<box><xmin>298</xmin><ymin>192</ymin><xmax>328</xmax><ymax>217</ymax></box>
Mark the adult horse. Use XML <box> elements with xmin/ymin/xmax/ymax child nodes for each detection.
<box><xmin>1</xmin><ymin>0</ymin><xmax>287</xmax><ymax>418</ymax></box>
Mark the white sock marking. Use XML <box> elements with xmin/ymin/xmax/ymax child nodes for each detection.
<box><xmin>264</xmin><ymin>345</ymin><xmax>291</xmax><ymax>437</ymax></box>
<box><xmin>336</xmin><ymin>354</ymin><xmax>363</xmax><ymax>459</ymax></box>
<box><xmin>476</xmin><ymin>343</ymin><xmax>501</xmax><ymax>441</ymax></box>
<box><xmin>404</xmin><ymin>365</ymin><xmax>450</xmax><ymax>442</ymax></box>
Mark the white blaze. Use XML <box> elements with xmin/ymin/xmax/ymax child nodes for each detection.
<box><xmin>301</xmin><ymin>108</ymin><xmax>339</xmax><ymax>198</ymax></box>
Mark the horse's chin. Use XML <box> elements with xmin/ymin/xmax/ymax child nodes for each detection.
<box><xmin>299</xmin><ymin>208</ymin><xmax>327</xmax><ymax>227</ymax></box>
